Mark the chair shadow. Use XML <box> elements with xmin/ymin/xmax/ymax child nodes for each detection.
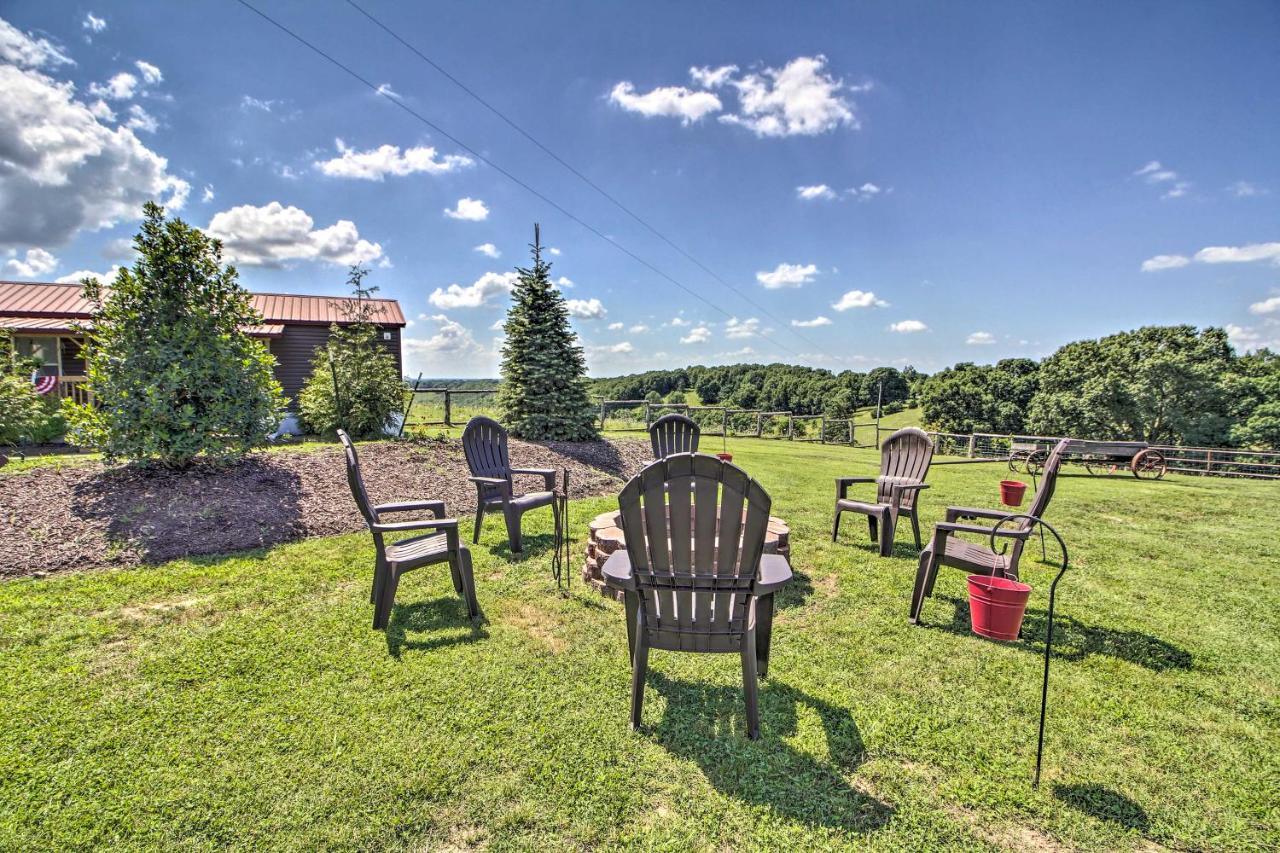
<box><xmin>773</xmin><ymin>568</ymin><xmax>814</xmax><ymax>610</ymax></box>
<box><xmin>384</xmin><ymin>598</ymin><xmax>488</xmax><ymax>659</ymax></box>
<box><xmin>924</xmin><ymin>595</ymin><xmax>1192</xmax><ymax>671</ymax></box>
<box><xmin>540</xmin><ymin>439</ymin><xmax>627</xmax><ymax>477</ymax></box>
<box><xmin>1053</xmin><ymin>783</ymin><xmax>1150</xmax><ymax>832</ymax></box>
<box><xmin>647</xmin><ymin>672</ymin><xmax>894</xmax><ymax>832</ymax></box>
<box><xmin>490</xmin><ymin>532</ymin><xmax>557</xmax><ymax>562</ymax></box>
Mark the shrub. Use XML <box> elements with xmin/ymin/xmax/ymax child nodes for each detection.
<box><xmin>298</xmin><ymin>266</ymin><xmax>405</xmax><ymax>438</ymax></box>
<box><xmin>63</xmin><ymin>202</ymin><xmax>285</xmax><ymax>467</ymax></box>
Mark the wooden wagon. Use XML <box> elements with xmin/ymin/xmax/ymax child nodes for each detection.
<box><xmin>1012</xmin><ymin>438</ymin><xmax>1166</xmax><ymax>479</ymax></box>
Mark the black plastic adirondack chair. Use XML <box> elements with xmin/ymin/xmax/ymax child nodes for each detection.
<box><xmin>832</xmin><ymin>427</ymin><xmax>934</xmax><ymax>556</ymax></box>
<box><xmin>649</xmin><ymin>413</ymin><xmax>700</xmax><ymax>459</ymax></box>
<box><xmin>909</xmin><ymin>439</ymin><xmax>1069</xmax><ymax>623</ymax></box>
<box><xmin>462</xmin><ymin>416</ymin><xmax>559</xmax><ymax>555</ymax></box>
<box><xmin>337</xmin><ymin>430</ymin><xmax>480</xmax><ymax>630</ymax></box>
<box><xmin>602</xmin><ymin>454</ymin><xmax>792</xmax><ymax>740</ymax></box>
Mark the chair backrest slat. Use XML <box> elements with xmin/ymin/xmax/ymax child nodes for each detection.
<box><xmin>875</xmin><ymin>427</ymin><xmax>935</xmax><ymax>508</ymax></box>
<box><xmin>1025</xmin><ymin>439</ymin><xmax>1069</xmax><ymax>524</ymax></box>
<box><xmin>462</xmin><ymin>416</ymin><xmax>513</xmax><ymax>487</ymax></box>
<box><xmin>649</xmin><ymin>413</ymin><xmax>700</xmax><ymax>459</ymax></box>
<box><xmin>338</xmin><ymin>430</ymin><xmax>377</xmax><ymax>528</ymax></box>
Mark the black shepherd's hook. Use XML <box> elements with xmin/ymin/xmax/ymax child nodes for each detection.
<box><xmin>989</xmin><ymin>514</ymin><xmax>1071</xmax><ymax>788</ymax></box>
<box><xmin>552</xmin><ymin>467</ymin><xmax>571</xmax><ymax>592</ymax></box>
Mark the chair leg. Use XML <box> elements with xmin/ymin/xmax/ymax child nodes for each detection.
<box><xmin>630</xmin><ymin>632</ymin><xmax>649</xmax><ymax>731</ymax></box>
<box><xmin>879</xmin><ymin>510</ymin><xmax>894</xmax><ymax>557</ymax></box>
<box><xmin>755</xmin><ymin>594</ymin><xmax>775</xmax><ymax>680</ymax></box>
<box><xmin>504</xmin><ymin>508</ymin><xmax>523</xmax><ymax>555</ymax></box>
<box><xmin>374</xmin><ymin>566</ymin><xmax>399</xmax><ymax>630</ymax></box>
<box><xmin>909</xmin><ymin>509</ymin><xmax>922</xmax><ymax>550</ymax></box>
<box><xmin>449</xmin><ymin>557</ymin><xmax>463</xmax><ymax>595</ymax></box>
<box><xmin>457</xmin><ymin>549</ymin><xmax>482</xmax><ymax>624</ymax></box>
<box><xmin>866</xmin><ymin>514</ymin><xmax>879</xmax><ymax>548</ymax></box>
<box><xmin>741</xmin><ymin>626</ymin><xmax>761</xmax><ymax>740</ymax></box>
<box><xmin>909</xmin><ymin>548</ymin><xmax>935</xmax><ymax>624</ymax></box>
<box><xmin>623</xmin><ymin>590</ymin><xmax>639</xmax><ymax>665</ymax></box>
<box><xmin>831</xmin><ymin>506</ymin><xmax>842</xmax><ymax>542</ymax></box>
<box><xmin>472</xmin><ymin>503</ymin><xmax>485</xmax><ymax>544</ymax></box>
<box><xmin>370</xmin><ymin>557</ymin><xmax>382</xmax><ymax>605</ymax></box>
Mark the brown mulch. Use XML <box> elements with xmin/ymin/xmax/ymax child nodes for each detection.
<box><xmin>0</xmin><ymin>437</ymin><xmax>652</xmax><ymax>579</ymax></box>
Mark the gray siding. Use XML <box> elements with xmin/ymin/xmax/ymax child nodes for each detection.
<box><xmin>272</xmin><ymin>324</ymin><xmax>403</xmax><ymax>407</ymax></box>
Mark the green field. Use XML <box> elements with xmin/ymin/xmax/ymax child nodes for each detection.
<box><xmin>2</xmin><ymin>436</ymin><xmax>1276</xmax><ymax>849</ymax></box>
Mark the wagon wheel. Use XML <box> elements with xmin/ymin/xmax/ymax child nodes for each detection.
<box><xmin>1008</xmin><ymin>450</ymin><xmax>1029</xmax><ymax>473</ymax></box>
<box><xmin>1082</xmin><ymin>460</ymin><xmax>1102</xmax><ymax>476</ymax></box>
<box><xmin>1131</xmin><ymin>448</ymin><xmax>1167</xmax><ymax>480</ymax></box>
<box><xmin>1025</xmin><ymin>448</ymin><xmax>1049</xmax><ymax>476</ymax></box>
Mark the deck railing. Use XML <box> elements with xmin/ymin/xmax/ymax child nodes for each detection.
<box><xmin>57</xmin><ymin>375</ymin><xmax>93</xmax><ymax>406</ymax></box>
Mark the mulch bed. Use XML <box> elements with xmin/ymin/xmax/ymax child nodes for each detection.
<box><xmin>1</xmin><ymin>437</ymin><xmax>652</xmax><ymax>579</ymax></box>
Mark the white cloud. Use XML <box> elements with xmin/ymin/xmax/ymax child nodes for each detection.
<box><xmin>1228</xmin><ymin>181</ymin><xmax>1266</xmax><ymax>198</ymax></box>
<box><xmin>134</xmin><ymin>60</ymin><xmax>162</xmax><ymax>85</ymax></box>
<box><xmin>313</xmin><ymin>138</ymin><xmax>473</xmax><ymax>180</ymax></box>
<box><xmin>0</xmin><ymin>59</ymin><xmax>189</xmax><ymax>250</ymax></box>
<box><xmin>720</xmin><ymin>55</ymin><xmax>860</xmax><ymax>137</ymax></box>
<box><xmin>83</xmin><ymin>14</ymin><xmax>107</xmax><ymax>34</ymax></box>
<box><xmin>201</xmin><ymin>184</ymin><xmax>214</xmax><ymax>203</ymax></box>
<box><xmin>1162</xmin><ymin>182</ymin><xmax>1190</xmax><ymax>200</ymax></box>
<box><xmin>724</xmin><ymin>316</ymin><xmax>760</xmax><ymax>339</ymax></box>
<box><xmin>56</xmin><ymin>265</ymin><xmax>120</xmax><ymax>286</ymax></box>
<box><xmin>125</xmin><ymin>103</ymin><xmax>157</xmax><ymax>133</ymax></box>
<box><xmin>548</xmin><ymin>247</ymin><xmax>561</xmax><ymax>255</ymax></box>
<box><xmin>566</xmin><ymin>297</ymin><xmax>607</xmax><ymax>319</ymax></box>
<box><xmin>427</xmin><ymin>271</ymin><xmax>517</xmax><ymax>309</ymax></box>
<box><xmin>1225</xmin><ymin>323</ymin><xmax>1280</xmax><ymax>352</ymax></box>
<box><xmin>1194</xmin><ymin>242</ymin><xmax>1280</xmax><ymax>265</ymax></box>
<box><xmin>240</xmin><ymin>95</ymin><xmax>277</xmax><ymax>113</ymax></box>
<box><xmin>206</xmin><ymin>202</ymin><xmax>384</xmax><ymax>267</ymax></box>
<box><xmin>474</xmin><ymin>242</ymin><xmax>500</xmax><ymax>258</ymax></box>
<box><xmin>756</xmin><ymin>262</ymin><xmax>818</xmax><ymax>289</ymax></box>
<box><xmin>1249</xmin><ymin>296</ymin><xmax>1280</xmax><ymax>316</ymax></box>
<box><xmin>669</xmin><ymin>316</ymin><xmax>690</xmax><ymax>327</ymax></box>
<box><xmin>4</xmin><ymin>247</ymin><xmax>58</xmax><ymax>277</ymax></box>
<box><xmin>443</xmin><ymin>197</ymin><xmax>489</xmax><ymax>221</ymax></box>
<box><xmin>849</xmin><ymin>182</ymin><xmax>883</xmax><ymax>200</ymax></box>
<box><xmin>589</xmin><ymin>341</ymin><xmax>634</xmax><ymax>354</ymax></box>
<box><xmin>1141</xmin><ymin>254</ymin><xmax>1190</xmax><ymax>272</ymax></box>
<box><xmin>888</xmin><ymin>319</ymin><xmax>928</xmax><ymax>333</ymax></box>
<box><xmin>681</xmin><ymin>324</ymin><xmax>712</xmax><ymax>344</ymax></box>
<box><xmin>0</xmin><ymin>18</ymin><xmax>72</xmax><ymax>68</ymax></box>
<box><xmin>689</xmin><ymin>64</ymin><xmax>738</xmax><ymax>88</ymax></box>
<box><xmin>966</xmin><ymin>331</ymin><xmax>996</xmax><ymax>345</ymax></box>
<box><xmin>88</xmin><ymin>71</ymin><xmax>138</xmax><ymax>100</ymax></box>
<box><xmin>489</xmin><ymin>318</ymin><xmax>505</xmax><ymax>331</ymax></box>
<box><xmin>832</xmin><ymin>290</ymin><xmax>888</xmax><ymax>311</ymax></box>
<box><xmin>792</xmin><ymin>316</ymin><xmax>831</xmax><ymax>327</ymax></box>
<box><xmin>404</xmin><ymin>314</ymin><xmax>484</xmax><ymax>358</ymax></box>
<box><xmin>608</xmin><ymin>81</ymin><xmax>722</xmax><ymax>124</ymax></box>
<box><xmin>629</xmin><ymin>323</ymin><xmax>649</xmax><ymax>333</ymax></box>
<box><xmin>86</xmin><ymin>99</ymin><xmax>114</xmax><ymax>121</ymax></box>
<box><xmin>555</xmin><ymin>276</ymin><xmax>574</xmax><ymax>289</ymax></box>
<box><xmin>796</xmin><ymin>184</ymin><xmax>836</xmax><ymax>201</ymax></box>
<box><xmin>1134</xmin><ymin>160</ymin><xmax>1177</xmax><ymax>183</ymax></box>
<box><xmin>375</xmin><ymin>82</ymin><xmax>399</xmax><ymax>98</ymax></box>
<box><xmin>607</xmin><ymin>321</ymin><xmax>624</xmax><ymax>331</ymax></box>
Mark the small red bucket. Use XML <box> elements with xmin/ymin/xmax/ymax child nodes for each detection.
<box><xmin>967</xmin><ymin>574</ymin><xmax>1032</xmax><ymax>641</ymax></box>
<box><xmin>999</xmin><ymin>479</ymin><xmax>1027</xmax><ymax>506</ymax></box>
<box><xmin>716</xmin><ymin>452</ymin><xmax>733</xmax><ymax>462</ymax></box>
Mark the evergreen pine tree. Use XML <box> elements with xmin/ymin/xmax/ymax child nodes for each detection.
<box><xmin>497</xmin><ymin>225</ymin><xmax>599</xmax><ymax>440</ymax></box>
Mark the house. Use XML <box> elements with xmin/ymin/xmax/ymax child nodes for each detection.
<box><xmin>0</xmin><ymin>281</ymin><xmax>405</xmax><ymax>407</ymax></box>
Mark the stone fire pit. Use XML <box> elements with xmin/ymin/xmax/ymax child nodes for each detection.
<box><xmin>582</xmin><ymin>510</ymin><xmax>791</xmax><ymax>599</ymax></box>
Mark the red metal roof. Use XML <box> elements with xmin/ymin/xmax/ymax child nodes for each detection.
<box><xmin>0</xmin><ymin>316</ymin><xmax>89</xmax><ymax>334</ymax></box>
<box><xmin>0</xmin><ymin>281</ymin><xmax>405</xmax><ymax>326</ymax></box>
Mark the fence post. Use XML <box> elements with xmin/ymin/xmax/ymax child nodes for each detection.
<box><xmin>756</xmin><ymin>412</ymin><xmax>763</xmax><ymax>437</ymax></box>
<box><xmin>967</xmin><ymin>434</ymin><xmax>976</xmax><ymax>458</ymax></box>
<box><xmin>788</xmin><ymin>416</ymin><xmax>795</xmax><ymax>440</ymax></box>
<box><xmin>1205</xmin><ymin>450</ymin><xmax>1213</xmax><ymax>475</ymax></box>
<box><xmin>644</xmin><ymin>402</ymin><xmax>652</xmax><ymax>428</ymax></box>
<box><xmin>443</xmin><ymin>390</ymin><xmax>452</xmax><ymax>426</ymax></box>
<box><xmin>599</xmin><ymin>400</ymin><xmax>606</xmax><ymax>429</ymax></box>
<box><xmin>848</xmin><ymin>420</ymin><xmax>854</xmax><ymax>445</ymax></box>
<box><xmin>722</xmin><ymin>407</ymin><xmax>729</xmax><ymax>438</ymax></box>
<box><xmin>819</xmin><ymin>417</ymin><xmax>826</xmax><ymax>443</ymax></box>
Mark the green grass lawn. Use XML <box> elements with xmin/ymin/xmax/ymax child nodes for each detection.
<box><xmin>2</xmin><ymin>437</ymin><xmax>1277</xmax><ymax>850</ymax></box>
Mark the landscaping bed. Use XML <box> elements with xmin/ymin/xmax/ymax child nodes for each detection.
<box><xmin>0</xmin><ymin>437</ymin><xmax>651</xmax><ymax>578</ymax></box>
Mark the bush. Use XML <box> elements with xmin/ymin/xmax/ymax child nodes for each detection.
<box><xmin>63</xmin><ymin>202</ymin><xmax>285</xmax><ymax>467</ymax></box>
<box><xmin>298</xmin><ymin>266</ymin><xmax>405</xmax><ymax>438</ymax></box>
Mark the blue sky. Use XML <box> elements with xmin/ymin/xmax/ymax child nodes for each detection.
<box><xmin>2</xmin><ymin>1</ymin><xmax>1278</xmax><ymax>377</ymax></box>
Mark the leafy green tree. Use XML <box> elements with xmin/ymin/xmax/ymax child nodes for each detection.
<box><xmin>1229</xmin><ymin>348</ymin><xmax>1280</xmax><ymax>449</ymax></box>
<box><xmin>298</xmin><ymin>265</ymin><xmax>405</xmax><ymax>438</ymax></box>
<box><xmin>497</xmin><ymin>226</ymin><xmax>599</xmax><ymax>440</ymax></box>
<box><xmin>862</xmin><ymin>367</ymin><xmax>910</xmax><ymax>408</ymax></box>
<box><xmin>0</xmin><ymin>332</ymin><xmax>47</xmax><ymax>448</ymax></box>
<box><xmin>918</xmin><ymin>360</ymin><xmax>1038</xmax><ymax>434</ymax></box>
<box><xmin>63</xmin><ymin>202</ymin><xmax>284</xmax><ymax>467</ymax></box>
<box><xmin>1027</xmin><ymin>326</ymin><xmax>1232</xmax><ymax>445</ymax></box>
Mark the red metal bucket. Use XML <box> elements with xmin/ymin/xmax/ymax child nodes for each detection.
<box><xmin>967</xmin><ymin>574</ymin><xmax>1032</xmax><ymax>641</ymax></box>
<box><xmin>716</xmin><ymin>453</ymin><xmax>733</xmax><ymax>462</ymax></box>
<box><xmin>999</xmin><ymin>479</ymin><xmax>1027</xmax><ymax>506</ymax></box>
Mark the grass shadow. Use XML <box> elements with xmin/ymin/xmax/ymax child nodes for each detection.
<box><xmin>774</xmin><ymin>568</ymin><xmax>814</xmax><ymax>610</ymax></box>
<box><xmin>385</xmin><ymin>598</ymin><xmax>488</xmax><ymax>659</ymax></box>
<box><xmin>1053</xmin><ymin>783</ymin><xmax>1150</xmax><ymax>831</ymax></box>
<box><xmin>647</xmin><ymin>672</ymin><xmax>893</xmax><ymax>832</ymax></box>
<box><xmin>924</xmin><ymin>595</ymin><xmax>1192</xmax><ymax>671</ymax></box>
<box><xmin>490</xmin><ymin>532</ymin><xmax>558</xmax><ymax>562</ymax></box>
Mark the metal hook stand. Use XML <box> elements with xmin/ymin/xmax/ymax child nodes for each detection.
<box><xmin>989</xmin><ymin>514</ymin><xmax>1071</xmax><ymax>788</ymax></box>
<box><xmin>551</xmin><ymin>467</ymin><xmax>571</xmax><ymax>592</ymax></box>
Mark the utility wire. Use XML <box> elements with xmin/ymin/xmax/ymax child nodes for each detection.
<box><xmin>342</xmin><ymin>0</ymin><xmax>833</xmax><ymax>357</ymax></box>
<box><xmin>232</xmin><ymin>0</ymin><xmax>809</xmax><ymax>360</ymax></box>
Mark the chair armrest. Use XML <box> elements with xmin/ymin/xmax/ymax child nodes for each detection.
<box><xmin>372</xmin><ymin>518</ymin><xmax>459</xmax><ymax>533</ymax></box>
<box><xmin>753</xmin><ymin>553</ymin><xmax>793</xmax><ymax>595</ymax></box>
<box><xmin>469</xmin><ymin>476</ymin><xmax>511</xmax><ymax>499</ymax></box>
<box><xmin>890</xmin><ymin>482</ymin><xmax>930</xmax><ymax>497</ymax></box>
<box><xmin>835</xmin><ymin>476</ymin><xmax>875</xmax><ymax>499</ymax></box>
<box><xmin>601</xmin><ymin>550</ymin><xmax>635</xmax><ymax>591</ymax></box>
<box><xmin>512</xmin><ymin>467</ymin><xmax>557</xmax><ymax>489</ymax></box>
<box><xmin>374</xmin><ymin>499</ymin><xmax>446</xmax><ymax>518</ymax></box>
<box><xmin>935</xmin><ymin>521</ymin><xmax>1029</xmax><ymax>539</ymax></box>
<box><xmin>946</xmin><ymin>505</ymin><xmax>1013</xmax><ymax>522</ymax></box>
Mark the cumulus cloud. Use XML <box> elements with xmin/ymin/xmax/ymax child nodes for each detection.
<box><xmin>1194</xmin><ymin>242</ymin><xmax>1280</xmax><ymax>265</ymax></box>
<box><xmin>888</xmin><ymin>319</ymin><xmax>928</xmax><ymax>333</ymax></box>
<box><xmin>404</xmin><ymin>314</ymin><xmax>484</xmax><ymax>358</ymax></box>
<box><xmin>669</xmin><ymin>316</ymin><xmax>690</xmax><ymax>327</ymax></box>
<box><xmin>474</xmin><ymin>242</ymin><xmax>500</xmax><ymax>258</ymax></box>
<box><xmin>555</xmin><ymin>276</ymin><xmax>574</xmax><ymax>289</ymax></box>
<box><xmin>83</xmin><ymin>14</ymin><xmax>107</xmax><ymax>34</ymax></box>
<box><xmin>427</xmin><ymin>271</ymin><xmax>517</xmax><ymax>309</ymax></box>
<box><xmin>125</xmin><ymin>103</ymin><xmax>157</xmax><ymax>133</ymax></box>
<box><xmin>1134</xmin><ymin>160</ymin><xmax>1190</xmax><ymax>200</ymax></box>
<box><xmin>630</xmin><ymin>323</ymin><xmax>649</xmax><ymax>333</ymax></box>
<box><xmin>832</xmin><ymin>290</ymin><xmax>887</xmax><ymax>311</ymax></box>
<box><xmin>681</xmin><ymin>324</ymin><xmax>712</xmax><ymax>344</ymax></box>
<box><xmin>1249</xmin><ymin>296</ymin><xmax>1280</xmax><ymax>316</ymax></box>
<box><xmin>548</xmin><ymin>247</ymin><xmax>561</xmax><ymax>256</ymax></box>
<box><xmin>724</xmin><ymin>316</ymin><xmax>760</xmax><ymax>339</ymax></box>
<box><xmin>607</xmin><ymin>321</ymin><xmax>624</xmax><ymax>331</ymax></box>
<box><xmin>796</xmin><ymin>184</ymin><xmax>836</xmax><ymax>201</ymax></box>
<box><xmin>756</xmin><ymin>262</ymin><xmax>818</xmax><ymax>289</ymax></box>
<box><xmin>444</xmin><ymin>197</ymin><xmax>489</xmax><ymax>221</ymax></box>
<box><xmin>0</xmin><ymin>18</ymin><xmax>72</xmax><ymax>68</ymax></box>
<box><xmin>792</xmin><ymin>316</ymin><xmax>831</xmax><ymax>328</ymax></box>
<box><xmin>720</xmin><ymin>55</ymin><xmax>861</xmax><ymax>137</ymax></box>
<box><xmin>849</xmin><ymin>182</ymin><xmax>883</xmax><ymax>200</ymax></box>
<box><xmin>88</xmin><ymin>71</ymin><xmax>138</xmax><ymax>100</ymax></box>
<box><xmin>1225</xmin><ymin>323</ymin><xmax>1280</xmax><ymax>353</ymax></box>
<box><xmin>4</xmin><ymin>247</ymin><xmax>58</xmax><ymax>277</ymax></box>
<box><xmin>202</xmin><ymin>184</ymin><xmax>214</xmax><ymax>203</ymax></box>
<box><xmin>313</xmin><ymin>138</ymin><xmax>473</xmax><ymax>180</ymax></box>
<box><xmin>240</xmin><ymin>95</ymin><xmax>277</xmax><ymax>113</ymax></box>
<box><xmin>689</xmin><ymin>64</ymin><xmax>738</xmax><ymax>88</ymax></box>
<box><xmin>589</xmin><ymin>341</ymin><xmax>634</xmax><ymax>354</ymax></box>
<box><xmin>608</xmin><ymin>81</ymin><xmax>722</xmax><ymax>124</ymax></box>
<box><xmin>134</xmin><ymin>60</ymin><xmax>162</xmax><ymax>85</ymax></box>
<box><xmin>1140</xmin><ymin>254</ymin><xmax>1190</xmax><ymax>272</ymax></box>
<box><xmin>206</xmin><ymin>202</ymin><xmax>383</xmax><ymax>267</ymax></box>
<box><xmin>0</xmin><ymin>46</ymin><xmax>189</xmax><ymax>249</ymax></box>
<box><xmin>966</xmin><ymin>331</ymin><xmax>996</xmax><ymax>345</ymax></box>
<box><xmin>56</xmin><ymin>265</ymin><xmax>120</xmax><ymax>286</ymax></box>
<box><xmin>1228</xmin><ymin>181</ymin><xmax>1266</xmax><ymax>198</ymax></box>
<box><xmin>566</xmin><ymin>297</ymin><xmax>607</xmax><ymax>319</ymax></box>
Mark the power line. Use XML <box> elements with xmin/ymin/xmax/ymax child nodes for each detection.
<box><xmin>231</xmin><ymin>0</ymin><xmax>810</xmax><ymax>361</ymax></box>
<box><xmin>341</xmin><ymin>0</ymin><xmax>834</xmax><ymax>357</ymax></box>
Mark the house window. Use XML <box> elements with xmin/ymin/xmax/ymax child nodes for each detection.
<box><xmin>13</xmin><ymin>335</ymin><xmax>61</xmax><ymax>376</ymax></box>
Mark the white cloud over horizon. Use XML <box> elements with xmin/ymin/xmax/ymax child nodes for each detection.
<box><xmin>443</xmin><ymin>197</ymin><xmax>489</xmax><ymax>221</ymax></box>
<box><xmin>4</xmin><ymin>247</ymin><xmax>58</xmax><ymax>277</ymax></box>
<box><xmin>428</xmin><ymin>271</ymin><xmax>517</xmax><ymax>309</ymax></box>
<box><xmin>966</xmin><ymin>331</ymin><xmax>996</xmax><ymax>345</ymax></box>
<box><xmin>888</xmin><ymin>319</ymin><xmax>928</xmax><ymax>333</ymax></box>
<box><xmin>832</xmin><ymin>290</ymin><xmax>887</xmax><ymax>311</ymax></box>
<box><xmin>314</xmin><ymin>138</ymin><xmax>473</xmax><ymax>180</ymax></box>
<box><xmin>566</xmin><ymin>297</ymin><xmax>607</xmax><ymax>319</ymax></box>
<box><xmin>791</xmin><ymin>316</ymin><xmax>832</xmax><ymax>327</ymax></box>
<box><xmin>757</xmin><ymin>262</ymin><xmax>818</xmax><ymax>288</ymax></box>
<box><xmin>206</xmin><ymin>202</ymin><xmax>383</xmax><ymax>267</ymax></box>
